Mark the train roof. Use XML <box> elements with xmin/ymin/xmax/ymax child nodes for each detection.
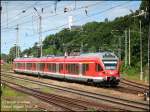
<box><xmin>80</xmin><ymin>52</ymin><xmax>118</xmax><ymax>59</ymax></box>
<box><xmin>14</xmin><ymin>52</ymin><xmax>118</xmax><ymax>62</ymax></box>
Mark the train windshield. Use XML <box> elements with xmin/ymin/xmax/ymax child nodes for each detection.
<box><xmin>103</xmin><ymin>60</ymin><xmax>117</xmax><ymax>70</ymax></box>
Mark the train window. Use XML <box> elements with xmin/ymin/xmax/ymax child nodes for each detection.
<box><xmin>18</xmin><ymin>63</ymin><xmax>20</xmax><ymax>69</ymax></box>
<box><xmin>39</xmin><ymin>63</ymin><xmax>45</xmax><ymax>71</ymax></box>
<box><xmin>82</xmin><ymin>64</ymin><xmax>89</xmax><ymax>75</ymax></box>
<box><xmin>15</xmin><ymin>63</ymin><xmax>27</xmax><ymax>69</ymax></box>
<box><xmin>66</xmin><ymin>64</ymin><xmax>71</xmax><ymax>73</ymax></box>
<box><xmin>66</xmin><ymin>63</ymin><xmax>79</xmax><ymax>74</ymax></box>
<box><xmin>32</xmin><ymin>63</ymin><xmax>36</xmax><ymax>70</ymax></box>
<box><xmin>52</xmin><ymin>63</ymin><xmax>56</xmax><ymax>72</ymax></box>
<box><xmin>48</xmin><ymin>63</ymin><xmax>56</xmax><ymax>72</ymax></box>
<box><xmin>19</xmin><ymin>63</ymin><xmax>25</xmax><ymax>69</ymax></box>
<box><xmin>47</xmin><ymin>63</ymin><xmax>51</xmax><ymax>72</ymax></box>
<box><xmin>59</xmin><ymin>64</ymin><xmax>63</xmax><ymax>72</ymax></box>
<box><xmin>22</xmin><ymin>63</ymin><xmax>25</xmax><ymax>69</ymax></box>
<box><xmin>104</xmin><ymin>63</ymin><xmax>117</xmax><ymax>70</ymax></box>
<box><xmin>103</xmin><ymin>60</ymin><xmax>117</xmax><ymax>70</ymax></box>
<box><xmin>96</xmin><ymin>63</ymin><xmax>102</xmax><ymax>72</ymax></box>
<box><xmin>26</xmin><ymin>63</ymin><xmax>32</xmax><ymax>70</ymax></box>
<box><xmin>75</xmin><ymin>64</ymin><xmax>79</xmax><ymax>74</ymax></box>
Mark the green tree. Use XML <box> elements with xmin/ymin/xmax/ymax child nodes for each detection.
<box><xmin>8</xmin><ymin>46</ymin><xmax>21</xmax><ymax>63</ymax></box>
<box><xmin>1</xmin><ymin>53</ymin><xmax>8</xmax><ymax>63</ymax></box>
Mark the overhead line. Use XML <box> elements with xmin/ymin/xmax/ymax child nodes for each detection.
<box><xmin>1</xmin><ymin>1</ymin><xmax>68</xmax><ymax>29</ymax></box>
<box><xmin>1</xmin><ymin>1</ymin><xmax>39</xmax><ymax>26</ymax></box>
<box><xmin>28</xmin><ymin>1</ymin><xmax>130</xmax><ymax>37</ymax></box>
<box><xmin>1</xmin><ymin>2</ymin><xmax>102</xmax><ymax>31</ymax></box>
<box><xmin>1</xmin><ymin>1</ymin><xmax>58</xmax><ymax>27</ymax></box>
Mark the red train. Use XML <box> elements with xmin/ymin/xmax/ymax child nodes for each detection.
<box><xmin>13</xmin><ymin>52</ymin><xmax>121</xmax><ymax>86</ymax></box>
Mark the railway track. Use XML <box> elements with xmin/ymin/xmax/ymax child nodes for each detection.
<box><xmin>121</xmin><ymin>78</ymin><xmax>149</xmax><ymax>89</ymax></box>
<box><xmin>2</xmin><ymin>80</ymin><xmax>113</xmax><ymax>111</ymax></box>
<box><xmin>120</xmin><ymin>78</ymin><xmax>149</xmax><ymax>93</ymax></box>
<box><xmin>1</xmin><ymin>71</ymin><xmax>149</xmax><ymax>111</ymax></box>
<box><xmin>2</xmin><ymin>71</ymin><xmax>149</xmax><ymax>94</ymax></box>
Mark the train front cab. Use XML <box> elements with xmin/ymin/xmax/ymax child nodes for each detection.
<box><xmin>99</xmin><ymin>59</ymin><xmax>120</xmax><ymax>87</ymax></box>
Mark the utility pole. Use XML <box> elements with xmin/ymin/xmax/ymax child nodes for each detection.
<box><xmin>146</xmin><ymin>9</ymin><xmax>150</xmax><ymax>82</ymax></box>
<box><xmin>125</xmin><ymin>30</ymin><xmax>128</xmax><ymax>67</ymax></box>
<box><xmin>130</xmin><ymin>9</ymin><xmax>148</xmax><ymax>81</ymax></box>
<box><xmin>39</xmin><ymin>15</ymin><xmax>42</xmax><ymax>57</ymax></box>
<box><xmin>147</xmin><ymin>23</ymin><xmax>150</xmax><ymax>82</ymax></box>
<box><xmin>140</xmin><ymin>20</ymin><xmax>143</xmax><ymax>80</ymax></box>
<box><xmin>119</xmin><ymin>36</ymin><xmax>122</xmax><ymax>60</ymax></box>
<box><xmin>34</xmin><ymin>7</ymin><xmax>43</xmax><ymax>57</ymax></box>
<box><xmin>128</xmin><ymin>28</ymin><xmax>131</xmax><ymax>66</ymax></box>
<box><xmin>117</xmin><ymin>36</ymin><xmax>119</xmax><ymax>59</ymax></box>
<box><xmin>15</xmin><ymin>24</ymin><xmax>19</xmax><ymax>58</ymax></box>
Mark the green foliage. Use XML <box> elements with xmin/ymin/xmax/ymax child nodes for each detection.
<box><xmin>6</xmin><ymin>46</ymin><xmax>21</xmax><ymax>63</ymax></box>
<box><xmin>1</xmin><ymin>53</ymin><xmax>8</xmax><ymax>63</ymax></box>
<box><xmin>2</xmin><ymin>86</ymin><xmax>26</xmax><ymax>97</ymax></box>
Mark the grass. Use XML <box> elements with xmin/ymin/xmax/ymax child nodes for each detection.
<box><xmin>41</xmin><ymin>86</ymin><xmax>55</xmax><ymax>93</ymax></box>
<box><xmin>121</xmin><ymin>66</ymin><xmax>149</xmax><ymax>84</ymax></box>
<box><xmin>1</xmin><ymin>86</ymin><xmax>28</xmax><ymax>111</ymax></box>
<box><xmin>1</xmin><ymin>63</ymin><xmax>13</xmax><ymax>71</ymax></box>
<box><xmin>2</xmin><ymin>75</ymin><xmax>55</xmax><ymax>95</ymax></box>
<box><xmin>1</xmin><ymin>85</ymin><xmax>26</xmax><ymax>97</ymax></box>
<box><xmin>1</xmin><ymin>85</ymin><xmax>43</xmax><ymax>111</ymax></box>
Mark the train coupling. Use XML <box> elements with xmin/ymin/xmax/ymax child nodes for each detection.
<box><xmin>106</xmin><ymin>76</ymin><xmax>119</xmax><ymax>82</ymax></box>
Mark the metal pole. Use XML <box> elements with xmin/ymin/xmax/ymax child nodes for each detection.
<box><xmin>16</xmin><ymin>24</ymin><xmax>19</xmax><ymax>58</ymax></box>
<box><xmin>117</xmin><ymin>36</ymin><xmax>119</xmax><ymax>59</ymax></box>
<box><xmin>125</xmin><ymin>30</ymin><xmax>128</xmax><ymax>67</ymax></box>
<box><xmin>119</xmin><ymin>36</ymin><xmax>121</xmax><ymax>60</ymax></box>
<box><xmin>39</xmin><ymin>16</ymin><xmax>42</xmax><ymax>57</ymax></box>
<box><xmin>17</xmin><ymin>24</ymin><xmax>19</xmax><ymax>57</ymax></box>
<box><xmin>129</xmin><ymin>28</ymin><xmax>131</xmax><ymax>66</ymax></box>
<box><xmin>140</xmin><ymin>20</ymin><xmax>143</xmax><ymax>80</ymax></box>
<box><xmin>146</xmin><ymin>22</ymin><xmax>150</xmax><ymax>82</ymax></box>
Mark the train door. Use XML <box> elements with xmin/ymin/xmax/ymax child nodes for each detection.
<box><xmin>82</xmin><ymin>63</ymin><xmax>96</xmax><ymax>76</ymax></box>
<box><xmin>95</xmin><ymin>63</ymin><xmax>103</xmax><ymax>76</ymax></box>
<box><xmin>88</xmin><ymin>63</ymin><xmax>96</xmax><ymax>76</ymax></box>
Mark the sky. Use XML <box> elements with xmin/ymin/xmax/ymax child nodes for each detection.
<box><xmin>1</xmin><ymin>1</ymin><xmax>141</xmax><ymax>54</ymax></box>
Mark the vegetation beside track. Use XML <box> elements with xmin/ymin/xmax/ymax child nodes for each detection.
<box><xmin>1</xmin><ymin>86</ymin><xmax>31</xmax><ymax>111</ymax></box>
<box><xmin>1</xmin><ymin>84</ymin><xmax>53</xmax><ymax>111</ymax></box>
<box><xmin>1</xmin><ymin>63</ymin><xmax>13</xmax><ymax>71</ymax></box>
<box><xmin>121</xmin><ymin>66</ymin><xmax>149</xmax><ymax>84</ymax></box>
